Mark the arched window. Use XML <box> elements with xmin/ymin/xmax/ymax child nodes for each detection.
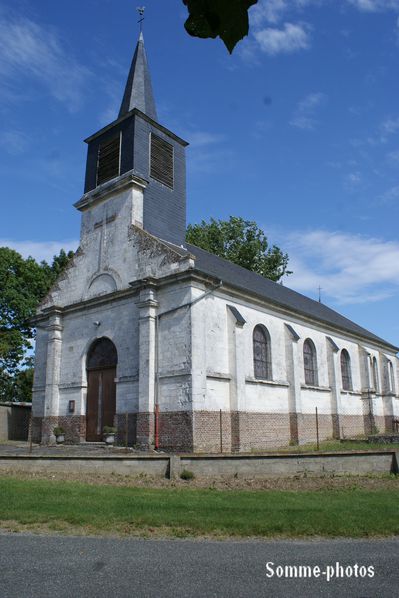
<box><xmin>371</xmin><ymin>357</ymin><xmax>379</xmax><ymax>392</ymax></box>
<box><xmin>303</xmin><ymin>339</ymin><xmax>318</xmax><ymax>386</ymax></box>
<box><xmin>87</xmin><ymin>337</ymin><xmax>118</xmax><ymax>370</ymax></box>
<box><xmin>340</xmin><ymin>349</ymin><xmax>352</xmax><ymax>391</ymax></box>
<box><xmin>253</xmin><ymin>325</ymin><xmax>272</xmax><ymax>380</ymax></box>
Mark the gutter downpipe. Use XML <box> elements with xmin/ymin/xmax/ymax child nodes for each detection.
<box><xmin>154</xmin><ymin>280</ymin><xmax>223</xmax><ymax>449</ymax></box>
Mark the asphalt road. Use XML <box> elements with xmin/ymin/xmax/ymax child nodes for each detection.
<box><xmin>0</xmin><ymin>534</ymin><xmax>398</xmax><ymax>598</ymax></box>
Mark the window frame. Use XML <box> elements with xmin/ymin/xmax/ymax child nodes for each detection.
<box><xmin>371</xmin><ymin>356</ymin><xmax>379</xmax><ymax>393</ymax></box>
<box><xmin>340</xmin><ymin>349</ymin><xmax>352</xmax><ymax>391</ymax></box>
<box><xmin>303</xmin><ymin>338</ymin><xmax>318</xmax><ymax>386</ymax></box>
<box><xmin>253</xmin><ymin>325</ymin><xmax>272</xmax><ymax>381</ymax></box>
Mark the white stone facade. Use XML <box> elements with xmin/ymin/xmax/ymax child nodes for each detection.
<box><xmin>32</xmin><ymin>199</ymin><xmax>399</xmax><ymax>450</ymax></box>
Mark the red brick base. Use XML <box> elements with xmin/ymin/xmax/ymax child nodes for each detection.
<box><xmin>116</xmin><ymin>413</ymin><xmax>137</xmax><ymax>446</ymax></box>
<box><xmin>36</xmin><ymin>416</ymin><xmax>86</xmax><ymax>444</ymax></box>
<box><xmin>193</xmin><ymin>411</ymin><xmax>292</xmax><ymax>453</ymax></box>
<box><xmin>31</xmin><ymin>412</ymin><xmax>397</xmax><ymax>452</ymax></box>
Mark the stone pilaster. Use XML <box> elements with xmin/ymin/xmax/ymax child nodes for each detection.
<box><xmin>284</xmin><ymin>324</ymin><xmax>302</xmax><ymax>444</ymax></box>
<box><xmin>380</xmin><ymin>353</ymin><xmax>395</xmax><ymax>433</ymax></box>
<box><xmin>137</xmin><ymin>283</ymin><xmax>158</xmax><ymax>448</ymax></box>
<box><xmin>190</xmin><ymin>288</ymin><xmax>207</xmax><ymax>410</ymax></box>
<box><xmin>42</xmin><ymin>308</ymin><xmax>63</xmax><ymax>442</ymax></box>
<box><xmin>227</xmin><ymin>306</ymin><xmax>246</xmax><ymax>452</ymax></box>
<box><xmin>326</xmin><ymin>337</ymin><xmax>342</xmax><ymax>439</ymax></box>
<box><xmin>358</xmin><ymin>345</ymin><xmax>375</xmax><ymax>435</ymax></box>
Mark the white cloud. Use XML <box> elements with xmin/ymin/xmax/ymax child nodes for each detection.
<box><xmin>347</xmin><ymin>0</ymin><xmax>399</xmax><ymax>12</ymax></box>
<box><xmin>0</xmin><ymin>130</ymin><xmax>29</xmax><ymax>155</ymax></box>
<box><xmin>0</xmin><ymin>239</ymin><xmax>79</xmax><ymax>263</ymax></box>
<box><xmin>282</xmin><ymin>230</ymin><xmax>399</xmax><ymax>305</ymax></box>
<box><xmin>250</xmin><ymin>0</ymin><xmax>322</xmax><ymax>26</ymax></box>
<box><xmin>290</xmin><ymin>92</ymin><xmax>326</xmax><ymax>130</ymax></box>
<box><xmin>379</xmin><ymin>185</ymin><xmax>399</xmax><ymax>203</ymax></box>
<box><xmin>387</xmin><ymin>149</ymin><xmax>399</xmax><ymax>163</ymax></box>
<box><xmin>248</xmin><ymin>0</ymin><xmax>399</xmax><ymax>60</ymax></box>
<box><xmin>0</xmin><ymin>15</ymin><xmax>91</xmax><ymax>111</ymax></box>
<box><xmin>254</xmin><ymin>22</ymin><xmax>311</xmax><ymax>55</ymax></box>
<box><xmin>344</xmin><ymin>171</ymin><xmax>363</xmax><ymax>190</ymax></box>
<box><xmin>251</xmin><ymin>0</ymin><xmax>289</xmax><ymax>25</ymax></box>
<box><xmin>187</xmin><ymin>132</ymin><xmax>225</xmax><ymax>148</ymax></box>
<box><xmin>381</xmin><ymin>116</ymin><xmax>399</xmax><ymax>135</ymax></box>
<box><xmin>185</xmin><ymin>130</ymin><xmax>230</xmax><ymax>173</ymax></box>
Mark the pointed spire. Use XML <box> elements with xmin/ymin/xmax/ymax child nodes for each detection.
<box><xmin>118</xmin><ymin>33</ymin><xmax>158</xmax><ymax>121</ymax></box>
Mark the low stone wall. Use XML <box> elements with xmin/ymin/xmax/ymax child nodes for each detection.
<box><xmin>0</xmin><ymin>455</ymin><xmax>170</xmax><ymax>477</ymax></box>
<box><xmin>0</xmin><ymin>451</ymin><xmax>397</xmax><ymax>479</ymax></box>
<box><xmin>179</xmin><ymin>451</ymin><xmax>397</xmax><ymax>478</ymax></box>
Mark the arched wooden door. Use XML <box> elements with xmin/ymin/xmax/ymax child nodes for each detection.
<box><xmin>86</xmin><ymin>338</ymin><xmax>117</xmax><ymax>442</ymax></box>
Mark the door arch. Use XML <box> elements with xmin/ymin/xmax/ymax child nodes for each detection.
<box><xmin>86</xmin><ymin>337</ymin><xmax>117</xmax><ymax>442</ymax></box>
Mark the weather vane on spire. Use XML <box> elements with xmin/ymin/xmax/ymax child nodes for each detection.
<box><xmin>137</xmin><ymin>6</ymin><xmax>145</xmax><ymax>34</ymax></box>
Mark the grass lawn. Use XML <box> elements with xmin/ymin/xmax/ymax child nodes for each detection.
<box><xmin>0</xmin><ymin>476</ymin><xmax>398</xmax><ymax>539</ymax></box>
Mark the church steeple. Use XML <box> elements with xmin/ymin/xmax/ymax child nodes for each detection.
<box><xmin>118</xmin><ymin>32</ymin><xmax>158</xmax><ymax>121</ymax></box>
<box><xmin>81</xmin><ymin>26</ymin><xmax>188</xmax><ymax>246</ymax></box>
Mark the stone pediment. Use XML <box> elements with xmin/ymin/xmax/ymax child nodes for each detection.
<box><xmin>38</xmin><ymin>225</ymin><xmax>193</xmax><ymax>312</ymax></box>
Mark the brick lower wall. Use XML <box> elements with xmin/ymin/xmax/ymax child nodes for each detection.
<box><xmin>58</xmin><ymin>416</ymin><xmax>86</xmax><ymax>444</ymax></box>
<box><xmin>193</xmin><ymin>411</ymin><xmax>292</xmax><ymax>453</ymax></box>
<box><xmin>30</xmin><ymin>411</ymin><xmax>399</xmax><ymax>451</ymax></box>
<box><xmin>339</xmin><ymin>414</ymin><xmax>366</xmax><ymax>438</ymax></box>
<box><xmin>158</xmin><ymin>411</ymin><xmax>193</xmax><ymax>452</ymax></box>
<box><xmin>297</xmin><ymin>413</ymin><xmax>334</xmax><ymax>445</ymax></box>
<box><xmin>136</xmin><ymin>412</ymin><xmax>154</xmax><ymax>449</ymax></box>
<box><xmin>116</xmin><ymin>413</ymin><xmax>138</xmax><ymax>446</ymax></box>
<box><xmin>36</xmin><ymin>416</ymin><xmax>86</xmax><ymax>444</ymax></box>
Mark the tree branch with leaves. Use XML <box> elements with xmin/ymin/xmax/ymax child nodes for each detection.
<box><xmin>186</xmin><ymin>216</ymin><xmax>291</xmax><ymax>282</ymax></box>
<box><xmin>183</xmin><ymin>0</ymin><xmax>258</xmax><ymax>53</ymax></box>
<box><xmin>0</xmin><ymin>247</ymin><xmax>74</xmax><ymax>401</ymax></box>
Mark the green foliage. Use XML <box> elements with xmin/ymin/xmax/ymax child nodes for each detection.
<box><xmin>0</xmin><ymin>248</ymin><xmax>51</xmax><ymax>374</ymax></box>
<box><xmin>53</xmin><ymin>427</ymin><xmax>65</xmax><ymax>436</ymax></box>
<box><xmin>0</xmin><ymin>246</ymin><xmax>74</xmax><ymax>401</ymax></box>
<box><xmin>186</xmin><ymin>216</ymin><xmax>291</xmax><ymax>282</ymax></box>
<box><xmin>183</xmin><ymin>0</ymin><xmax>258</xmax><ymax>53</ymax></box>
<box><xmin>103</xmin><ymin>426</ymin><xmax>117</xmax><ymax>435</ymax></box>
<box><xmin>0</xmin><ymin>367</ymin><xmax>34</xmax><ymax>403</ymax></box>
<box><xmin>180</xmin><ymin>469</ymin><xmax>195</xmax><ymax>481</ymax></box>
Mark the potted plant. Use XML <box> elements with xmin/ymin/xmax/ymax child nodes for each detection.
<box><xmin>103</xmin><ymin>426</ymin><xmax>117</xmax><ymax>445</ymax></box>
<box><xmin>53</xmin><ymin>426</ymin><xmax>65</xmax><ymax>444</ymax></box>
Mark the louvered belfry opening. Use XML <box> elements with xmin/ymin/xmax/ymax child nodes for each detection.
<box><xmin>97</xmin><ymin>136</ymin><xmax>121</xmax><ymax>186</ymax></box>
<box><xmin>150</xmin><ymin>133</ymin><xmax>174</xmax><ymax>188</ymax></box>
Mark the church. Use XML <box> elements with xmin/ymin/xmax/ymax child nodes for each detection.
<box><xmin>31</xmin><ymin>32</ymin><xmax>399</xmax><ymax>452</ymax></box>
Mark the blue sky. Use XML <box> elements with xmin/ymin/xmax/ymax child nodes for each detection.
<box><xmin>1</xmin><ymin>0</ymin><xmax>399</xmax><ymax>346</ymax></box>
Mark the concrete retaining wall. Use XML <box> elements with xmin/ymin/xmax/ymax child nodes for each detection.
<box><xmin>179</xmin><ymin>452</ymin><xmax>397</xmax><ymax>478</ymax></box>
<box><xmin>0</xmin><ymin>451</ymin><xmax>397</xmax><ymax>479</ymax></box>
<box><xmin>0</xmin><ymin>456</ymin><xmax>169</xmax><ymax>477</ymax></box>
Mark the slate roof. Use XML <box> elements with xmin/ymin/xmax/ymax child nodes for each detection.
<box><xmin>119</xmin><ymin>33</ymin><xmax>158</xmax><ymax>120</ymax></box>
<box><xmin>165</xmin><ymin>241</ymin><xmax>397</xmax><ymax>351</ymax></box>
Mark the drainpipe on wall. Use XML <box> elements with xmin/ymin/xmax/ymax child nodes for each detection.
<box><xmin>154</xmin><ymin>280</ymin><xmax>223</xmax><ymax>449</ymax></box>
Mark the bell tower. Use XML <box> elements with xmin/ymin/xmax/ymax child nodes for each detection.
<box><xmin>77</xmin><ymin>31</ymin><xmax>188</xmax><ymax>246</ymax></box>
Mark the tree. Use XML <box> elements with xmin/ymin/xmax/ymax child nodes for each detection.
<box><xmin>0</xmin><ymin>247</ymin><xmax>74</xmax><ymax>401</ymax></box>
<box><xmin>183</xmin><ymin>0</ymin><xmax>258</xmax><ymax>53</ymax></box>
<box><xmin>186</xmin><ymin>216</ymin><xmax>291</xmax><ymax>282</ymax></box>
